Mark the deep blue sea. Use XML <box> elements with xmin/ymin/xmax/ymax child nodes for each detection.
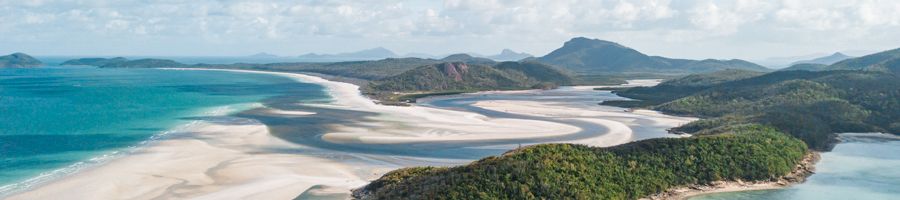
<box><xmin>0</xmin><ymin>66</ymin><xmax>327</xmax><ymax>195</ymax></box>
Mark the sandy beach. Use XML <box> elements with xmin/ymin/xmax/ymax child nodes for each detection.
<box><xmin>8</xmin><ymin>69</ymin><xmax>696</xmax><ymax>200</ymax></box>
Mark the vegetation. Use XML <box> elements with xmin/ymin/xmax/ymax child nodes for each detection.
<box><xmin>392</xmin><ymin>91</ymin><xmax>471</xmax><ymax>103</ymax></box>
<box><xmin>605</xmin><ymin>49</ymin><xmax>900</xmax><ymax>150</ymax></box>
<box><xmin>0</xmin><ymin>53</ymin><xmax>42</xmax><ymax>68</ymax></box>
<box><xmin>828</xmin><ymin>47</ymin><xmax>899</xmax><ymax>73</ymax></box>
<box><xmin>61</xmin><ymin>57</ymin><xmax>128</xmax><ymax>66</ymax></box>
<box><xmin>536</xmin><ymin>37</ymin><xmax>770</xmax><ymax>74</ymax></box>
<box><xmin>440</xmin><ymin>53</ymin><xmax>497</xmax><ymax>65</ymax></box>
<box><xmin>780</xmin><ymin>63</ymin><xmax>828</xmax><ymax>72</ymax></box>
<box><xmin>367</xmin><ymin>61</ymin><xmax>572</xmax><ymax>92</ymax></box>
<box><xmin>601</xmin><ymin>69</ymin><xmax>764</xmax><ymax>107</ymax></box>
<box><xmin>790</xmin><ymin>52</ymin><xmax>853</xmax><ymax>66</ymax></box>
<box><xmin>362</xmin><ymin>61</ymin><xmax>573</xmax><ymax>102</ymax></box>
<box><xmin>99</xmin><ymin>59</ymin><xmax>187</xmax><ymax>68</ymax></box>
<box><xmin>356</xmin><ymin>125</ymin><xmax>807</xmax><ymax>200</ymax></box>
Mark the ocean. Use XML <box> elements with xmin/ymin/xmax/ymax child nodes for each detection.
<box><xmin>0</xmin><ymin>66</ymin><xmax>328</xmax><ymax>195</ymax></box>
<box><xmin>690</xmin><ymin>133</ymin><xmax>900</xmax><ymax>200</ymax></box>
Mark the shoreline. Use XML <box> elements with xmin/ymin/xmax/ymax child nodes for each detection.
<box><xmin>0</xmin><ymin>99</ymin><xmax>263</xmax><ymax>198</ymax></box>
<box><xmin>7</xmin><ymin>68</ymin><xmax>699</xmax><ymax>199</ymax></box>
<box><xmin>644</xmin><ymin>151</ymin><xmax>822</xmax><ymax>200</ymax></box>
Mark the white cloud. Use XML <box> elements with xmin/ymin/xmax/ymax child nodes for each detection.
<box><xmin>0</xmin><ymin>0</ymin><xmax>898</xmax><ymax>59</ymax></box>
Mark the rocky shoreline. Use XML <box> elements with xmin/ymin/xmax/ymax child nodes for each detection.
<box><xmin>642</xmin><ymin>151</ymin><xmax>821</xmax><ymax>200</ymax></box>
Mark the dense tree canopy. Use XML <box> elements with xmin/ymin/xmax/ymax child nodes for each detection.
<box><xmin>357</xmin><ymin>125</ymin><xmax>807</xmax><ymax>200</ymax></box>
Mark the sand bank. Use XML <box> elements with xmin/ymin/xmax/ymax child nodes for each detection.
<box><xmin>9</xmin><ymin>69</ymin><xmax>695</xmax><ymax>199</ymax></box>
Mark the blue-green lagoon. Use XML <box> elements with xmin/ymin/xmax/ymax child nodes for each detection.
<box><xmin>0</xmin><ymin>66</ymin><xmax>328</xmax><ymax>195</ymax></box>
<box><xmin>690</xmin><ymin>133</ymin><xmax>900</xmax><ymax>200</ymax></box>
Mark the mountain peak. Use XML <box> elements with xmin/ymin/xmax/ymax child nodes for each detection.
<box><xmin>791</xmin><ymin>52</ymin><xmax>855</xmax><ymax>66</ymax></box>
<box><xmin>538</xmin><ymin>37</ymin><xmax>768</xmax><ymax>73</ymax></box>
<box><xmin>442</xmin><ymin>53</ymin><xmax>474</xmax><ymax>60</ymax></box>
<box><xmin>488</xmin><ymin>49</ymin><xmax>534</xmax><ymax>61</ymax></box>
<box><xmin>565</xmin><ymin>37</ymin><xmax>623</xmax><ymax>48</ymax></box>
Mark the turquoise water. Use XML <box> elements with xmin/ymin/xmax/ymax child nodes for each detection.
<box><xmin>690</xmin><ymin>133</ymin><xmax>900</xmax><ymax>200</ymax></box>
<box><xmin>0</xmin><ymin>67</ymin><xmax>327</xmax><ymax>194</ymax></box>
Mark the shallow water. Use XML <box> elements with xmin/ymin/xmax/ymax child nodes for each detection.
<box><xmin>690</xmin><ymin>133</ymin><xmax>900</xmax><ymax>200</ymax></box>
<box><xmin>0</xmin><ymin>67</ymin><xmax>327</xmax><ymax>195</ymax></box>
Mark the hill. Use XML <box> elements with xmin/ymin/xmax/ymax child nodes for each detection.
<box><xmin>487</xmin><ymin>49</ymin><xmax>533</xmax><ymax>61</ymax></box>
<box><xmin>780</xmin><ymin>63</ymin><xmax>829</xmax><ymax>71</ymax></box>
<box><xmin>0</xmin><ymin>53</ymin><xmax>42</xmax><ymax>68</ymax></box>
<box><xmin>366</xmin><ymin>61</ymin><xmax>572</xmax><ymax>93</ymax></box>
<box><xmin>355</xmin><ymin>125</ymin><xmax>808</xmax><ymax>200</ymax></box>
<box><xmin>537</xmin><ymin>37</ymin><xmax>769</xmax><ymax>74</ymax></box>
<box><xmin>827</xmin><ymin>47</ymin><xmax>900</xmax><ymax>73</ymax></box>
<box><xmin>61</xmin><ymin>57</ymin><xmax>128</xmax><ymax>66</ymax></box>
<box><xmin>605</xmin><ymin>68</ymin><xmax>899</xmax><ymax>150</ymax></box>
<box><xmin>600</xmin><ymin>69</ymin><xmax>764</xmax><ymax>107</ymax></box>
<box><xmin>440</xmin><ymin>54</ymin><xmax>497</xmax><ymax>65</ymax></box>
<box><xmin>790</xmin><ymin>52</ymin><xmax>853</xmax><ymax>65</ymax></box>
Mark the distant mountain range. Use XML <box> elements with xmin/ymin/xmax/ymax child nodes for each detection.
<box><xmin>0</xmin><ymin>53</ymin><xmax>42</xmax><ymax>68</ymax></box>
<box><xmin>248</xmin><ymin>52</ymin><xmax>280</xmax><ymax>58</ymax></box>
<box><xmin>487</xmin><ymin>49</ymin><xmax>533</xmax><ymax>61</ymax></box>
<box><xmin>298</xmin><ymin>47</ymin><xmax>398</xmax><ymax>61</ymax></box>
<box><xmin>294</xmin><ymin>47</ymin><xmax>532</xmax><ymax>62</ymax></box>
<box><xmin>61</xmin><ymin>57</ymin><xmax>129</xmax><ymax>66</ymax></box>
<box><xmin>60</xmin><ymin>57</ymin><xmax>187</xmax><ymax>68</ymax></box>
<box><xmin>780</xmin><ymin>47</ymin><xmax>900</xmax><ymax>74</ymax></box>
<box><xmin>827</xmin><ymin>48</ymin><xmax>900</xmax><ymax>74</ymax></box>
<box><xmin>790</xmin><ymin>52</ymin><xmax>854</xmax><ymax>66</ymax></box>
<box><xmin>779</xmin><ymin>63</ymin><xmax>829</xmax><ymax>72</ymax></box>
<box><xmin>536</xmin><ymin>37</ymin><xmax>769</xmax><ymax>74</ymax></box>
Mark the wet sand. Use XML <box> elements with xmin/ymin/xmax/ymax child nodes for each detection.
<box><xmin>9</xmin><ymin>69</ymin><xmax>695</xmax><ymax>199</ymax></box>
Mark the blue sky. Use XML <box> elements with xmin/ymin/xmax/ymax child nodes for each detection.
<box><xmin>2</xmin><ymin>0</ymin><xmax>900</xmax><ymax>60</ymax></box>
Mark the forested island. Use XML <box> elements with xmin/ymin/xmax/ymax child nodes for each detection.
<box><xmin>56</xmin><ymin>38</ymin><xmax>899</xmax><ymax>199</ymax></box>
<box><xmin>352</xmin><ymin>45</ymin><xmax>898</xmax><ymax>199</ymax></box>
<box><xmin>353</xmin><ymin>125</ymin><xmax>809</xmax><ymax>199</ymax></box>
<box><xmin>0</xmin><ymin>53</ymin><xmax>42</xmax><ymax>68</ymax></box>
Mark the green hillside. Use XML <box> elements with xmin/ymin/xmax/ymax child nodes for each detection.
<box><xmin>601</xmin><ymin>69</ymin><xmax>764</xmax><ymax>107</ymax></box>
<box><xmin>355</xmin><ymin>125</ymin><xmax>807</xmax><ymax>200</ymax></box>
<box><xmin>61</xmin><ymin>57</ymin><xmax>128</xmax><ymax>66</ymax></box>
<box><xmin>536</xmin><ymin>37</ymin><xmax>770</xmax><ymax>74</ymax></box>
<box><xmin>606</xmin><ymin>69</ymin><xmax>899</xmax><ymax>150</ymax></box>
<box><xmin>828</xmin><ymin>47</ymin><xmax>900</xmax><ymax>74</ymax></box>
<box><xmin>440</xmin><ymin>53</ymin><xmax>497</xmax><ymax>65</ymax></box>
<box><xmin>366</xmin><ymin>61</ymin><xmax>573</xmax><ymax>92</ymax></box>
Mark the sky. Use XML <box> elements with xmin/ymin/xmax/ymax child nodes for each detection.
<box><xmin>2</xmin><ymin>0</ymin><xmax>900</xmax><ymax>61</ymax></box>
